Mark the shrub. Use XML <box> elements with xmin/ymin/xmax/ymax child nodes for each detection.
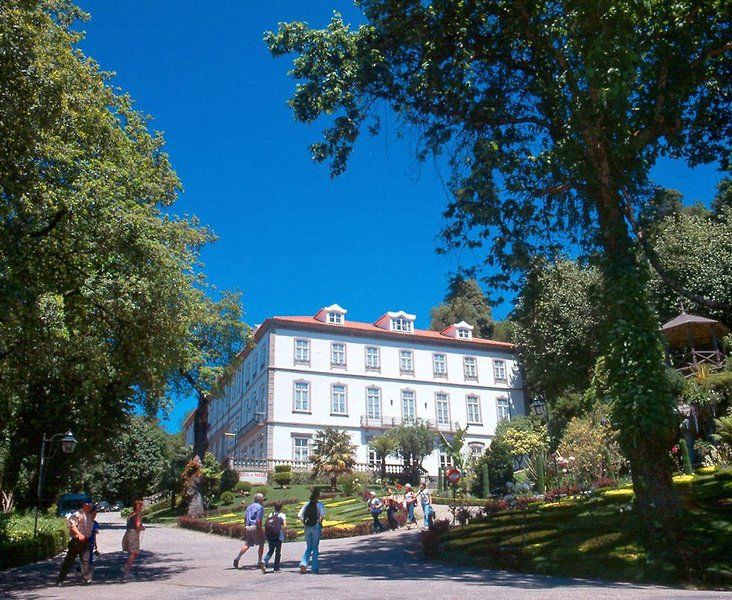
<box><xmin>714</xmin><ymin>468</ymin><xmax>732</xmax><ymax>481</ymax></box>
<box><xmin>220</xmin><ymin>491</ymin><xmax>236</xmax><ymax>505</ymax></box>
<box><xmin>482</xmin><ymin>499</ymin><xmax>509</xmax><ymax>515</ymax></box>
<box><xmin>0</xmin><ymin>513</ymin><xmax>68</xmax><ymax>569</ymax></box>
<box><xmin>274</xmin><ymin>465</ymin><xmax>292</xmax><ymax>473</ymax></box>
<box><xmin>234</xmin><ymin>481</ymin><xmax>252</xmax><ymax>494</ymax></box>
<box><xmin>421</xmin><ymin>519</ymin><xmax>451</xmax><ymax>560</ymax></box>
<box><xmin>120</xmin><ymin>507</ymin><xmax>132</xmax><ymax>517</ymax></box>
<box><xmin>274</xmin><ymin>471</ymin><xmax>292</xmax><ymax>487</ymax></box>
<box><xmin>339</xmin><ymin>473</ymin><xmax>362</xmax><ymax>496</ymax></box>
<box><xmin>220</xmin><ymin>464</ymin><xmax>240</xmax><ymax>494</ymax></box>
<box><xmin>253</xmin><ymin>486</ymin><xmax>268</xmax><ymax>496</ymax></box>
<box><xmin>594</xmin><ymin>477</ymin><xmax>618</xmax><ymax>490</ymax></box>
<box><xmin>679</xmin><ymin>439</ymin><xmax>693</xmax><ymax>475</ymax></box>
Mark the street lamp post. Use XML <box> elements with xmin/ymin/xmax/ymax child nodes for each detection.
<box><xmin>34</xmin><ymin>431</ymin><xmax>78</xmax><ymax>537</ymax></box>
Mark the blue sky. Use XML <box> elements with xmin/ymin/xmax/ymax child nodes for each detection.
<box><xmin>76</xmin><ymin>1</ymin><xmax>724</xmax><ymax>432</ymax></box>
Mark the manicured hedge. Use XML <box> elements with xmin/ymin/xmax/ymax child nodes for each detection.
<box><xmin>0</xmin><ymin>513</ymin><xmax>68</xmax><ymax>569</ymax></box>
<box><xmin>431</xmin><ymin>496</ymin><xmax>487</xmax><ymax>507</ymax></box>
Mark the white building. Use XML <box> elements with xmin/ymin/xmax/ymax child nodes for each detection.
<box><xmin>192</xmin><ymin>304</ymin><xmax>526</xmax><ymax>477</ymax></box>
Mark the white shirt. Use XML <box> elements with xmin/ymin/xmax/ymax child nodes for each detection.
<box><xmin>417</xmin><ymin>488</ymin><xmax>432</xmax><ymax>505</ymax></box>
<box><xmin>297</xmin><ymin>501</ymin><xmax>325</xmax><ymax>525</ymax></box>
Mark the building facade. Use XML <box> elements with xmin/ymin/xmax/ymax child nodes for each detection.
<box><xmin>191</xmin><ymin>304</ymin><xmax>526</xmax><ymax>477</ymax></box>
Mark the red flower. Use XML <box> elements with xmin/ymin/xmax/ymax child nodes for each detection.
<box><xmin>396</xmin><ymin>484</ymin><xmax>403</xmax><ymax>490</ymax></box>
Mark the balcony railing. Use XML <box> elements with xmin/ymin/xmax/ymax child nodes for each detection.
<box><xmin>360</xmin><ymin>415</ymin><xmax>460</xmax><ymax>432</ymax></box>
<box><xmin>229</xmin><ymin>458</ymin><xmax>406</xmax><ymax>474</ymax></box>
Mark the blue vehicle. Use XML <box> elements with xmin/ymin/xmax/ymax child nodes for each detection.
<box><xmin>56</xmin><ymin>493</ymin><xmax>92</xmax><ymax>518</ymax></box>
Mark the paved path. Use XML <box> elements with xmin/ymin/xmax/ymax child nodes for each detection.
<box><xmin>0</xmin><ymin>512</ymin><xmax>726</xmax><ymax>599</ymax></box>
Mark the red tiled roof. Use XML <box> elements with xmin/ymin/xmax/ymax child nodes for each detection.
<box><xmin>264</xmin><ymin>316</ymin><xmax>514</xmax><ymax>350</ymax></box>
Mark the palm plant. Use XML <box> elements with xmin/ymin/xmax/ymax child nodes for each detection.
<box><xmin>310</xmin><ymin>427</ymin><xmax>357</xmax><ymax>491</ymax></box>
<box><xmin>369</xmin><ymin>432</ymin><xmax>398</xmax><ymax>482</ymax></box>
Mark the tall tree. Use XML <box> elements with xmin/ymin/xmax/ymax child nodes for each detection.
<box><xmin>369</xmin><ymin>432</ymin><xmax>398</xmax><ymax>481</ymax></box>
<box><xmin>513</xmin><ymin>259</ymin><xmax>604</xmax><ymax>404</ymax></box>
<box><xmin>310</xmin><ymin>427</ymin><xmax>357</xmax><ymax>491</ymax></box>
<box><xmin>175</xmin><ymin>291</ymin><xmax>249</xmax><ymax>461</ymax></box>
<box><xmin>266</xmin><ymin>0</ymin><xmax>730</xmax><ymax>542</ymax></box>
<box><xmin>390</xmin><ymin>422</ymin><xmax>436</xmax><ymax>484</ymax></box>
<box><xmin>430</xmin><ymin>277</ymin><xmax>495</xmax><ymax>338</ymax></box>
<box><xmin>0</xmin><ymin>1</ymin><xmax>216</xmax><ymax>506</ymax></box>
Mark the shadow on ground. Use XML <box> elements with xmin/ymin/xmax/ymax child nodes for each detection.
<box><xmin>312</xmin><ymin>529</ymin><xmax>647</xmax><ymax>591</ymax></box>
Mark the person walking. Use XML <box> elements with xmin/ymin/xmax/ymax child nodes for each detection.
<box><xmin>297</xmin><ymin>488</ymin><xmax>325</xmax><ymax>574</ymax></box>
<box><xmin>76</xmin><ymin>504</ymin><xmax>101</xmax><ymax>580</ymax></box>
<box><xmin>55</xmin><ymin>499</ymin><xmax>95</xmax><ymax>586</ymax></box>
<box><xmin>121</xmin><ymin>499</ymin><xmax>145</xmax><ymax>582</ymax></box>
<box><xmin>233</xmin><ymin>492</ymin><xmax>266</xmax><ymax>571</ymax></box>
<box><xmin>367</xmin><ymin>491</ymin><xmax>387</xmax><ymax>533</ymax></box>
<box><xmin>403</xmin><ymin>483</ymin><xmax>418</xmax><ymax>529</ymax></box>
<box><xmin>417</xmin><ymin>481</ymin><xmax>433</xmax><ymax>531</ymax></box>
<box><xmin>384</xmin><ymin>487</ymin><xmax>399</xmax><ymax>530</ymax></box>
<box><xmin>262</xmin><ymin>501</ymin><xmax>286</xmax><ymax>573</ymax></box>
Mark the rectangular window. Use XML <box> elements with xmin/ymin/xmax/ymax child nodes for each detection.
<box><xmin>365</xmin><ymin>346</ymin><xmax>380</xmax><ymax>370</ymax></box>
<box><xmin>433</xmin><ymin>353</ymin><xmax>447</xmax><ymax>377</ymax></box>
<box><xmin>368</xmin><ymin>448</ymin><xmax>378</xmax><ymax>467</ymax></box>
<box><xmin>294</xmin><ymin>339</ymin><xmax>310</xmax><ymax>364</ymax></box>
<box><xmin>401</xmin><ymin>390</ymin><xmax>416</xmax><ymax>423</ymax></box>
<box><xmin>466</xmin><ymin>395</ymin><xmax>482</xmax><ymax>424</ymax></box>
<box><xmin>293</xmin><ymin>437</ymin><xmax>310</xmax><ymax>462</ymax></box>
<box><xmin>252</xmin><ymin>355</ymin><xmax>258</xmax><ymax>376</ymax></box>
<box><xmin>399</xmin><ymin>349</ymin><xmax>414</xmax><ymax>374</ymax></box>
<box><xmin>293</xmin><ymin>381</ymin><xmax>310</xmax><ymax>412</ymax></box>
<box><xmin>457</xmin><ymin>328</ymin><xmax>471</xmax><ymax>339</ymax></box>
<box><xmin>497</xmin><ymin>397</ymin><xmax>511</xmax><ymax>422</ymax></box>
<box><xmin>328</xmin><ymin>312</ymin><xmax>343</xmax><ymax>324</ymax></box>
<box><xmin>391</xmin><ymin>317</ymin><xmax>413</xmax><ymax>333</ymax></box>
<box><xmin>331</xmin><ymin>342</ymin><xmax>346</xmax><ymax>366</ymax></box>
<box><xmin>493</xmin><ymin>359</ymin><xmax>507</xmax><ymax>382</ymax></box>
<box><xmin>439</xmin><ymin>452</ymin><xmax>453</xmax><ymax>469</ymax></box>
<box><xmin>463</xmin><ymin>356</ymin><xmax>478</xmax><ymax>381</ymax></box>
<box><xmin>469</xmin><ymin>443</ymin><xmax>485</xmax><ymax>458</ymax></box>
<box><xmin>435</xmin><ymin>393</ymin><xmax>450</xmax><ymax>425</ymax></box>
<box><xmin>331</xmin><ymin>383</ymin><xmax>347</xmax><ymax>415</ymax></box>
<box><xmin>366</xmin><ymin>387</ymin><xmax>382</xmax><ymax>420</ymax></box>
<box><xmin>259</xmin><ymin>346</ymin><xmax>266</xmax><ymax>369</ymax></box>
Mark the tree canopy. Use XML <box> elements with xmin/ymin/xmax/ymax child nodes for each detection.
<box><xmin>310</xmin><ymin>427</ymin><xmax>357</xmax><ymax>490</ymax></box>
<box><xmin>0</xmin><ymin>1</ymin><xmax>244</xmax><ymax>506</ymax></box>
<box><xmin>430</xmin><ymin>277</ymin><xmax>495</xmax><ymax>338</ymax></box>
<box><xmin>266</xmin><ymin>0</ymin><xmax>730</xmax><ymax>541</ymax></box>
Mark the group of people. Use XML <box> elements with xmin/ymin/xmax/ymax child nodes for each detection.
<box><xmin>366</xmin><ymin>481</ymin><xmax>434</xmax><ymax>533</ymax></box>
<box><xmin>232</xmin><ymin>488</ymin><xmax>325</xmax><ymax>574</ymax></box>
<box><xmin>231</xmin><ymin>481</ymin><xmax>435</xmax><ymax>575</ymax></box>
<box><xmin>55</xmin><ymin>498</ymin><xmax>145</xmax><ymax>586</ymax></box>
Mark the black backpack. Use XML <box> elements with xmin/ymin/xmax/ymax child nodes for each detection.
<box><xmin>303</xmin><ymin>501</ymin><xmax>319</xmax><ymax>527</ymax></box>
<box><xmin>264</xmin><ymin>512</ymin><xmax>282</xmax><ymax>540</ymax></box>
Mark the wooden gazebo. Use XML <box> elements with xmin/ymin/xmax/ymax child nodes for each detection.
<box><xmin>660</xmin><ymin>311</ymin><xmax>729</xmax><ymax>378</ymax></box>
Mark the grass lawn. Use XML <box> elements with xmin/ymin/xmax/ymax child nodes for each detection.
<box><xmin>203</xmin><ymin>486</ymin><xmax>372</xmax><ymax>539</ymax></box>
<box><xmin>437</xmin><ymin>472</ymin><xmax>732</xmax><ymax>588</ymax></box>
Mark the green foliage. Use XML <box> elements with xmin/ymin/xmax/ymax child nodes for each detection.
<box><xmin>481</xmin><ymin>463</ymin><xmax>491</xmax><ymax>498</ymax></box>
<box><xmin>234</xmin><ymin>481</ymin><xmax>252</xmax><ymax>493</ymax></box>
<box><xmin>81</xmin><ymin>416</ymin><xmax>170</xmax><ymax>505</ymax></box>
<box><xmin>430</xmin><ymin>277</ymin><xmax>494</xmax><ymax>338</ymax></box>
<box><xmin>200</xmin><ymin>452</ymin><xmax>224</xmax><ymax>506</ymax></box>
<box><xmin>219</xmin><ymin>462</ymin><xmax>239</xmax><ymax>494</ymax></box>
<box><xmin>338</xmin><ymin>473</ymin><xmax>362</xmax><ymax>496</ymax></box>
<box><xmin>647</xmin><ymin>203</ymin><xmax>732</xmax><ymax>326</ymax></box>
<box><xmin>557</xmin><ymin>409</ymin><xmax>625</xmax><ymax>487</ymax></box>
<box><xmin>390</xmin><ymin>422</ymin><xmax>436</xmax><ymax>483</ymax></box>
<box><xmin>156</xmin><ymin>432</ymin><xmax>191</xmax><ymax>503</ymax></box>
<box><xmin>220</xmin><ymin>491</ymin><xmax>236</xmax><ymax>506</ymax></box>
<box><xmin>310</xmin><ymin>427</ymin><xmax>357</xmax><ymax>490</ymax></box>
<box><xmin>274</xmin><ymin>465</ymin><xmax>292</xmax><ymax>473</ymax></box>
<box><xmin>0</xmin><ymin>513</ymin><xmax>67</xmax><ymax>569</ymax></box>
<box><xmin>514</xmin><ymin>260</ymin><xmax>604</xmax><ymax>403</ymax></box>
<box><xmin>273</xmin><ymin>471</ymin><xmax>292</xmax><ymax>487</ymax></box>
<box><xmin>474</xmin><ymin>441</ymin><xmax>513</xmax><ymax>494</ymax></box>
<box><xmin>267</xmin><ymin>0</ymin><xmax>729</xmax><ymax>538</ymax></box>
<box><xmin>713</xmin><ymin>409</ymin><xmax>732</xmax><ymax>446</ymax></box>
<box><xmin>438</xmin><ymin>427</ymin><xmax>469</xmax><ymax>471</ymax></box>
<box><xmin>527</xmin><ymin>450</ymin><xmax>547</xmax><ymax>494</ymax></box>
<box><xmin>0</xmin><ymin>0</ymin><xmax>228</xmax><ymax>504</ymax></box>
<box><xmin>678</xmin><ymin>439</ymin><xmax>693</xmax><ymax>475</ymax></box>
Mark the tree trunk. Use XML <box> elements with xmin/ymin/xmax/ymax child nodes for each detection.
<box><xmin>330</xmin><ymin>475</ymin><xmax>337</xmax><ymax>491</ymax></box>
<box><xmin>193</xmin><ymin>391</ymin><xmax>210</xmax><ymax>460</ymax></box>
<box><xmin>592</xmin><ymin>173</ymin><xmax>681</xmax><ymax>545</ymax></box>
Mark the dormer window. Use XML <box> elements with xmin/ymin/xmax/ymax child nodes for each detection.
<box><xmin>314</xmin><ymin>303</ymin><xmax>347</xmax><ymax>325</ymax></box>
<box><xmin>328</xmin><ymin>312</ymin><xmax>343</xmax><ymax>325</ymax></box>
<box><xmin>374</xmin><ymin>310</ymin><xmax>416</xmax><ymax>332</ymax></box>
<box><xmin>391</xmin><ymin>317</ymin><xmax>413</xmax><ymax>333</ymax></box>
<box><xmin>440</xmin><ymin>321</ymin><xmax>474</xmax><ymax>340</ymax></box>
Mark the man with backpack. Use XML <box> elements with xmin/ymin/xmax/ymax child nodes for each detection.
<box><xmin>233</xmin><ymin>493</ymin><xmax>265</xmax><ymax>572</ymax></box>
<box><xmin>262</xmin><ymin>501</ymin><xmax>286</xmax><ymax>573</ymax></box>
<box><xmin>367</xmin><ymin>491</ymin><xmax>387</xmax><ymax>533</ymax></box>
<box><xmin>297</xmin><ymin>488</ymin><xmax>325</xmax><ymax>574</ymax></box>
